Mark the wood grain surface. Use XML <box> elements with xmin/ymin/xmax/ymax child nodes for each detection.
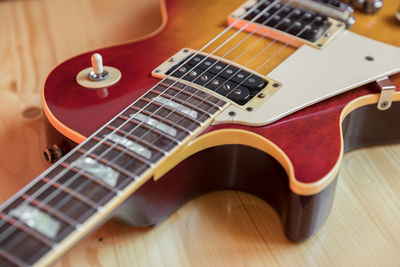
<box><xmin>0</xmin><ymin>0</ymin><xmax>399</xmax><ymax>266</ymax></box>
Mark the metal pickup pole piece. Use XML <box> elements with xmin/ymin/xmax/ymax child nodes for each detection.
<box><xmin>376</xmin><ymin>76</ymin><xmax>396</xmax><ymax>111</ymax></box>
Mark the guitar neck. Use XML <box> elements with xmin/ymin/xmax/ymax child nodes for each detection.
<box><xmin>0</xmin><ymin>79</ymin><xmax>227</xmax><ymax>266</ymax></box>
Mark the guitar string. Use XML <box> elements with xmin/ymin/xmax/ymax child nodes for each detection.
<box><xmin>164</xmin><ymin>5</ymin><xmax>313</xmax><ymax>124</ymax></box>
<box><xmin>54</xmin><ymin>1</ymin><xmax>320</xmax><ymax>240</ymax></box>
<box><xmin>37</xmin><ymin>0</ymin><xmax>306</xmax><ymax>226</ymax></box>
<box><xmin>96</xmin><ymin>1</ymin><xmax>306</xmax><ymax>169</ymax></box>
<box><xmin>4</xmin><ymin>4</ymin><xmax>322</xmax><ymax>262</ymax></box>
<box><xmin>0</xmin><ymin>0</ymin><xmax>274</xmax><ymax>253</ymax></box>
<box><xmin>38</xmin><ymin>0</ymin><xmax>306</xmax><ymax>227</ymax></box>
<box><xmin>0</xmin><ymin>1</ymin><xmax>302</xmax><ymax>255</ymax></box>
<box><xmin>89</xmin><ymin>2</ymin><xmax>311</xmax><ymax>184</ymax></box>
<box><xmin>2</xmin><ymin>0</ymin><xmax>318</xmax><ymax>256</ymax></box>
<box><xmin>3</xmin><ymin>1</ymin><xmax>324</xmax><ymax>259</ymax></box>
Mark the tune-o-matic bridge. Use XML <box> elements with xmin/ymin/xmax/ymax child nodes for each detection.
<box><xmin>152</xmin><ymin>48</ymin><xmax>281</xmax><ymax>109</ymax></box>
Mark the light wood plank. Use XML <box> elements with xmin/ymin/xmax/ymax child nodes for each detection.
<box><xmin>0</xmin><ymin>0</ymin><xmax>399</xmax><ymax>266</ymax></box>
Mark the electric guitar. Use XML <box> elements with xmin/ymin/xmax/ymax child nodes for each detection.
<box><xmin>1</xmin><ymin>0</ymin><xmax>400</xmax><ymax>266</ymax></box>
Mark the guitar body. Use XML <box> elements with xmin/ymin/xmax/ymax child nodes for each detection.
<box><xmin>42</xmin><ymin>0</ymin><xmax>400</xmax><ymax>243</ymax></box>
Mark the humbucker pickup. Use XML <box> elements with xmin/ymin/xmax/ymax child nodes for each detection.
<box><xmin>152</xmin><ymin>48</ymin><xmax>281</xmax><ymax>109</ymax></box>
<box><xmin>228</xmin><ymin>0</ymin><xmax>346</xmax><ymax>48</ymax></box>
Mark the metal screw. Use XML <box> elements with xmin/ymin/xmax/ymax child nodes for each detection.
<box><xmin>317</xmin><ymin>44</ymin><xmax>323</xmax><ymax>47</ymax></box>
<box><xmin>246</xmin><ymin>107</ymin><xmax>253</xmax><ymax>112</ymax></box>
<box><xmin>273</xmin><ymin>83</ymin><xmax>279</xmax><ymax>88</ymax></box>
<box><xmin>169</xmin><ymin>57</ymin><xmax>176</xmax><ymax>62</ymax></box>
<box><xmin>258</xmin><ymin>93</ymin><xmax>265</xmax><ymax>98</ymax></box>
<box><xmin>229</xmin><ymin>111</ymin><xmax>236</xmax><ymax>117</ymax></box>
<box><xmin>154</xmin><ymin>69</ymin><xmax>161</xmax><ymax>73</ymax></box>
<box><xmin>324</xmin><ymin>32</ymin><xmax>331</xmax><ymax>37</ymax></box>
<box><xmin>183</xmin><ymin>49</ymin><xmax>189</xmax><ymax>53</ymax></box>
<box><xmin>365</xmin><ymin>56</ymin><xmax>374</xmax><ymax>61</ymax></box>
<box><xmin>380</xmin><ymin>101</ymin><xmax>388</xmax><ymax>109</ymax></box>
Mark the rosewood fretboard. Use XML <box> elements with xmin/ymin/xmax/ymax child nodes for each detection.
<box><xmin>0</xmin><ymin>79</ymin><xmax>227</xmax><ymax>266</ymax></box>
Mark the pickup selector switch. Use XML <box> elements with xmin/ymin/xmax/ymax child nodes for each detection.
<box><xmin>76</xmin><ymin>53</ymin><xmax>122</xmax><ymax>89</ymax></box>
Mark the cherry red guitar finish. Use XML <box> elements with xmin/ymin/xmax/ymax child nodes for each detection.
<box><xmin>44</xmin><ymin>0</ymin><xmax>400</xmax><ymax>184</ymax></box>
<box><xmin>42</xmin><ymin>0</ymin><xmax>400</xmax><ymax>241</ymax></box>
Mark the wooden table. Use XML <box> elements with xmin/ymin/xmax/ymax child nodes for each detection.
<box><xmin>0</xmin><ymin>0</ymin><xmax>399</xmax><ymax>266</ymax></box>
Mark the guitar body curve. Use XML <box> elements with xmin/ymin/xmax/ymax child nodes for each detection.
<box><xmin>42</xmin><ymin>0</ymin><xmax>400</xmax><ymax>243</ymax></box>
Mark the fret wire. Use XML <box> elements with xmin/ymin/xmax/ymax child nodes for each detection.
<box><xmin>154</xmin><ymin>1</ymin><xmax>313</xmax><ymax>127</ymax></box>
<box><xmin>0</xmin><ymin>246</ymin><xmax>28</xmax><ymax>267</ymax></box>
<box><xmin>20</xmin><ymin>194</ymin><xmax>78</xmax><ymax>228</ymax></box>
<box><xmin>27</xmin><ymin>2</ymin><xmax>274</xmax><ymax>232</ymax></box>
<box><xmin>105</xmin><ymin>125</ymin><xmax>168</xmax><ymax>155</ymax></box>
<box><xmin>0</xmin><ymin>79</ymin><xmax>221</xmax><ymax>257</ymax></box>
<box><xmin>101</xmin><ymin>1</ymin><xmax>312</xmax><ymax>191</ymax></box>
<box><xmin>147</xmin><ymin>89</ymin><xmax>213</xmax><ymax>118</ymax></box>
<box><xmin>19</xmin><ymin>194</ymin><xmax>78</xmax><ymax>243</ymax></box>
<box><xmin>56</xmin><ymin>160</ymin><xmax>120</xmax><ymax>205</ymax></box>
<box><xmin>160</xmin><ymin>0</ymin><xmax>294</xmax><ymax>112</ymax></box>
<box><xmin>150</xmin><ymin>0</ymin><xmax>305</xmax><ymax>122</ymax></box>
<box><xmin>130</xmin><ymin>106</ymin><xmax>192</xmax><ymax>135</ymax></box>
<box><xmin>133</xmin><ymin>97</ymin><xmax>203</xmax><ymax>126</ymax></box>
<box><xmin>82</xmin><ymin>151</ymin><xmax>142</xmax><ymax>179</ymax></box>
<box><xmin>0</xmin><ymin>214</ymin><xmax>54</xmax><ymax>248</ymax></box>
<box><xmin>130</xmin><ymin>100</ymin><xmax>201</xmax><ymax>130</ymax></box>
<box><xmin>29</xmin><ymin>5</ymin><xmax>304</xmax><ymax>264</ymax></box>
<box><xmin>157</xmin><ymin>82</ymin><xmax>220</xmax><ymax>110</ymax></box>
<box><xmin>59</xmin><ymin>161</ymin><xmax>119</xmax><ymax>194</ymax></box>
<box><xmin>0</xmin><ymin>1</ymin><xmax>284</xmax><ymax>252</ymax></box>
<box><xmin>119</xmin><ymin>115</ymin><xmax>181</xmax><ymax>144</ymax></box>
<box><xmin>89</xmin><ymin>138</ymin><xmax>154</xmax><ymax>167</ymax></box>
<box><xmin>51</xmin><ymin>1</ymin><xmax>276</xmax><ymax>216</ymax></box>
<box><xmin>0</xmin><ymin>1</ymin><xmax>283</xmax><ymax>260</ymax></box>
<box><xmin>43</xmin><ymin>154</ymin><xmax>132</xmax><ymax>223</ymax></box>
<box><xmin>150</xmin><ymin>87</ymin><xmax>212</xmax><ymax>117</ymax></box>
<box><xmin>7</xmin><ymin>0</ymin><xmax>268</xmax><ymax>232</ymax></box>
<box><xmin>151</xmin><ymin>1</ymin><xmax>314</xmax><ymax>130</ymax></box>
<box><xmin>41</xmin><ymin>177</ymin><xmax>99</xmax><ymax>210</ymax></box>
<box><xmin>59</xmin><ymin>155</ymin><xmax>129</xmax><ymax>199</ymax></box>
<box><xmin>36</xmin><ymin>172</ymin><xmax>111</xmax><ymax>229</ymax></box>
<box><xmin>147</xmin><ymin>0</ymin><xmax>278</xmax><ymax>117</ymax></box>
<box><xmin>0</xmin><ymin>216</ymin><xmax>53</xmax><ymax>266</ymax></box>
<box><xmin>79</xmin><ymin>145</ymin><xmax>151</xmax><ymax>180</ymax></box>
<box><xmin>75</xmin><ymin>149</ymin><xmax>140</xmax><ymax>188</ymax></box>
<box><xmin>0</xmin><ymin>157</ymin><xmax>115</xmax><ymax>249</ymax></box>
